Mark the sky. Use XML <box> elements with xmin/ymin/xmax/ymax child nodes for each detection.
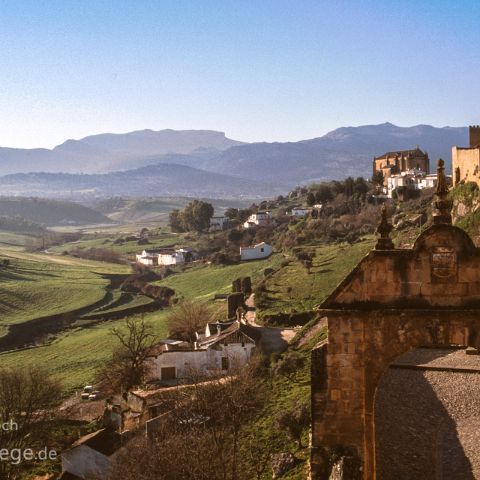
<box><xmin>1</xmin><ymin>0</ymin><xmax>480</xmax><ymax>149</ymax></box>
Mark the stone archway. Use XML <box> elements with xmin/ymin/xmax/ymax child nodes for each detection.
<box><xmin>310</xmin><ymin>162</ymin><xmax>480</xmax><ymax>479</ymax></box>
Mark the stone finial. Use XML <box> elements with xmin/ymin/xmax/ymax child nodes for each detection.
<box><xmin>432</xmin><ymin>159</ymin><xmax>452</xmax><ymax>225</ymax></box>
<box><xmin>375</xmin><ymin>204</ymin><xmax>394</xmax><ymax>250</ymax></box>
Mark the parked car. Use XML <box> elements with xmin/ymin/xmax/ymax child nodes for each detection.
<box><xmin>88</xmin><ymin>391</ymin><xmax>102</xmax><ymax>401</ymax></box>
<box><xmin>81</xmin><ymin>385</ymin><xmax>93</xmax><ymax>400</ymax></box>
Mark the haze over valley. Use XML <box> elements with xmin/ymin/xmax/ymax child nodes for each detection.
<box><xmin>0</xmin><ymin>123</ymin><xmax>468</xmax><ymax>199</ymax></box>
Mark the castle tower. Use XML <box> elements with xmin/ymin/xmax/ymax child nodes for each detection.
<box><xmin>470</xmin><ymin>125</ymin><xmax>480</xmax><ymax>148</ymax></box>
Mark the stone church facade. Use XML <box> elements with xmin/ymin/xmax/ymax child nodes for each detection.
<box><xmin>373</xmin><ymin>147</ymin><xmax>430</xmax><ymax>186</ymax></box>
<box><xmin>311</xmin><ymin>160</ymin><xmax>480</xmax><ymax>479</ymax></box>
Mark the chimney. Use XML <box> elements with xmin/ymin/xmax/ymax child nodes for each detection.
<box><xmin>469</xmin><ymin>125</ymin><xmax>480</xmax><ymax>148</ymax></box>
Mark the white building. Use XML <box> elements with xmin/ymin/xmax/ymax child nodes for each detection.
<box><xmin>157</xmin><ymin>249</ymin><xmax>185</xmax><ymax>266</ymax></box>
<box><xmin>135</xmin><ymin>249</ymin><xmax>162</xmax><ymax>266</ymax></box>
<box><xmin>290</xmin><ymin>207</ymin><xmax>312</xmax><ymax>217</ymax></box>
<box><xmin>240</xmin><ymin>242</ymin><xmax>273</xmax><ymax>261</ymax></box>
<box><xmin>210</xmin><ymin>216</ymin><xmax>228</xmax><ymax>231</ymax></box>
<box><xmin>243</xmin><ymin>211</ymin><xmax>272</xmax><ymax>229</ymax></box>
<box><xmin>419</xmin><ymin>174</ymin><xmax>438</xmax><ymax>189</ymax></box>
<box><xmin>385</xmin><ymin>169</ymin><xmax>445</xmax><ymax>198</ymax></box>
<box><xmin>136</xmin><ymin>248</ymin><xmax>193</xmax><ymax>266</ymax></box>
<box><xmin>60</xmin><ymin>429</ymin><xmax>122</xmax><ymax>480</ymax></box>
<box><xmin>145</xmin><ymin>321</ymin><xmax>256</xmax><ymax>382</ymax></box>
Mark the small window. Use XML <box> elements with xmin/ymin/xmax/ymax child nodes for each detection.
<box><xmin>260</xmin><ymin>248</ymin><xmax>264</xmax><ymax>253</ymax></box>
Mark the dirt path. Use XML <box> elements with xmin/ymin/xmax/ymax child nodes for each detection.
<box><xmin>244</xmin><ymin>294</ymin><xmax>295</xmax><ymax>355</ymax></box>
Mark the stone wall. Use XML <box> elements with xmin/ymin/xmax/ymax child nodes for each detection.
<box><xmin>452</xmin><ymin>146</ymin><xmax>480</xmax><ymax>186</ymax></box>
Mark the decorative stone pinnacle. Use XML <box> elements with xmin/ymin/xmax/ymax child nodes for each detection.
<box><xmin>375</xmin><ymin>204</ymin><xmax>394</xmax><ymax>250</ymax></box>
<box><xmin>433</xmin><ymin>158</ymin><xmax>452</xmax><ymax>225</ymax></box>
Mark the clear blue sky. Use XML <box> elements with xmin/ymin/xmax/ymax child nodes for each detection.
<box><xmin>1</xmin><ymin>0</ymin><xmax>479</xmax><ymax>148</ymax></box>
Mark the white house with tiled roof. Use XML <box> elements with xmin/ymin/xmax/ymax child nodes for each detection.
<box><xmin>145</xmin><ymin>321</ymin><xmax>256</xmax><ymax>382</ymax></box>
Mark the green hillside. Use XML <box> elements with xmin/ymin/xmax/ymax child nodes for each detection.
<box><xmin>97</xmin><ymin>196</ymin><xmax>253</xmax><ymax>225</ymax></box>
<box><xmin>0</xmin><ymin>196</ymin><xmax>112</xmax><ymax>226</ymax></box>
<box><xmin>0</xmin><ymin>250</ymin><xmax>130</xmax><ymax>331</ymax></box>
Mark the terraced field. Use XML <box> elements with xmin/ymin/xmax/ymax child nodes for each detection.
<box><xmin>0</xmin><ymin>249</ymin><xmax>130</xmax><ymax>331</ymax></box>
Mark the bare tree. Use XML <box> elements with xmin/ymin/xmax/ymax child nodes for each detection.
<box><xmin>108</xmin><ymin>357</ymin><xmax>268</xmax><ymax>480</ymax></box>
<box><xmin>167</xmin><ymin>301</ymin><xmax>222</xmax><ymax>342</ymax></box>
<box><xmin>0</xmin><ymin>366</ymin><xmax>61</xmax><ymax>480</ymax></box>
<box><xmin>99</xmin><ymin>316</ymin><xmax>157</xmax><ymax>392</ymax></box>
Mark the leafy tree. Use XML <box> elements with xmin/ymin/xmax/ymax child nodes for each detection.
<box><xmin>225</xmin><ymin>208</ymin><xmax>239</xmax><ymax>220</ymax></box>
<box><xmin>169</xmin><ymin>200</ymin><xmax>214</xmax><ymax>232</ymax></box>
<box><xmin>306</xmin><ymin>192</ymin><xmax>316</xmax><ymax>206</ymax></box>
<box><xmin>169</xmin><ymin>209</ymin><xmax>185</xmax><ymax>232</ymax></box>
<box><xmin>372</xmin><ymin>170</ymin><xmax>384</xmax><ymax>186</ymax></box>
<box><xmin>344</xmin><ymin>177</ymin><xmax>355</xmax><ymax>197</ymax></box>
<box><xmin>315</xmin><ymin>184</ymin><xmax>333</xmax><ymax>203</ymax></box>
<box><xmin>273</xmin><ymin>351</ymin><xmax>306</xmax><ymax>382</ymax></box>
<box><xmin>183</xmin><ymin>200</ymin><xmax>214</xmax><ymax>232</ymax></box>
<box><xmin>354</xmin><ymin>177</ymin><xmax>368</xmax><ymax>196</ymax></box>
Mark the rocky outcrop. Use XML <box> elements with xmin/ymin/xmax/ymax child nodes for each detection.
<box><xmin>271</xmin><ymin>452</ymin><xmax>296</xmax><ymax>478</ymax></box>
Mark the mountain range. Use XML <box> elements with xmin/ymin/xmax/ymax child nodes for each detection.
<box><xmin>0</xmin><ymin>124</ymin><xmax>469</xmax><ymax>199</ymax></box>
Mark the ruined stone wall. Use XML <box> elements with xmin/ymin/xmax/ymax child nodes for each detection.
<box><xmin>452</xmin><ymin>146</ymin><xmax>480</xmax><ymax>186</ymax></box>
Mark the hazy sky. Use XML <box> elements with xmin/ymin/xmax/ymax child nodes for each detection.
<box><xmin>1</xmin><ymin>0</ymin><xmax>479</xmax><ymax>148</ymax></box>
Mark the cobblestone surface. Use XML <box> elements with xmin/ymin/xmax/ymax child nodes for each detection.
<box><xmin>376</xmin><ymin>348</ymin><xmax>480</xmax><ymax>479</ymax></box>
<box><xmin>393</xmin><ymin>347</ymin><xmax>480</xmax><ymax>371</ymax></box>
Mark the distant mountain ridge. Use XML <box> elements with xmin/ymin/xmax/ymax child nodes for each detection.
<box><xmin>0</xmin><ymin>124</ymin><xmax>470</xmax><ymax>199</ymax></box>
<box><xmin>0</xmin><ymin>129</ymin><xmax>243</xmax><ymax>175</ymax></box>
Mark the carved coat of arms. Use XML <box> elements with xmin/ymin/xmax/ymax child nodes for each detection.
<box><xmin>431</xmin><ymin>246</ymin><xmax>457</xmax><ymax>280</ymax></box>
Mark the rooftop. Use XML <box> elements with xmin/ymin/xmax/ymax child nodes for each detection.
<box><xmin>69</xmin><ymin>428</ymin><xmax>122</xmax><ymax>457</ymax></box>
<box><xmin>375</xmin><ymin>147</ymin><xmax>426</xmax><ymax>160</ymax></box>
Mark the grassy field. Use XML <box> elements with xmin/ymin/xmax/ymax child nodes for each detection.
<box><xmin>0</xmin><ymin>247</ymin><xmax>283</xmax><ymax>392</ymax></box>
<box><xmin>0</xmin><ymin>249</ymin><xmax>131</xmax><ymax>330</ymax></box>
<box><xmin>258</xmin><ymin>237</ymin><xmax>375</xmax><ymax>319</ymax></box>
<box><xmin>49</xmin><ymin>231</ymin><xmax>184</xmax><ymax>258</ymax></box>
<box><xmin>0</xmin><ymin>231</ymin><xmax>34</xmax><ymax>248</ymax></box>
<box><xmin>155</xmin><ymin>254</ymin><xmax>285</xmax><ymax>301</ymax></box>
<box><xmin>0</xmin><ymin>309</ymin><xmax>169</xmax><ymax>393</ymax></box>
